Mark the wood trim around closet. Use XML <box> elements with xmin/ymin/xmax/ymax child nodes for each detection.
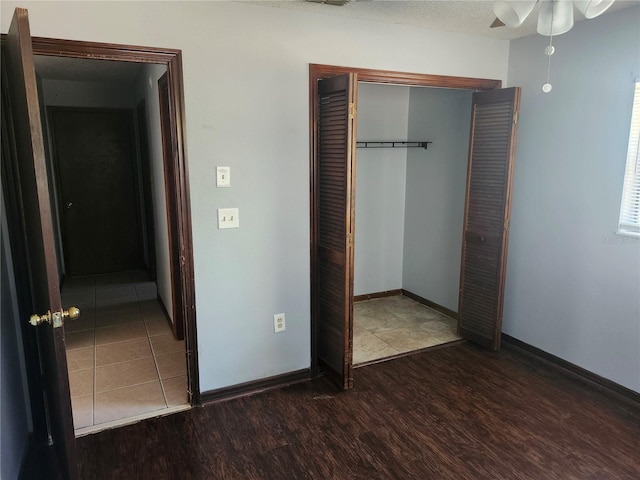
<box><xmin>309</xmin><ymin>64</ymin><xmax>502</xmax><ymax>377</ymax></box>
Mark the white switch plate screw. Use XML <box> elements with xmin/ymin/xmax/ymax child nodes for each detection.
<box><xmin>274</xmin><ymin>313</ymin><xmax>286</xmax><ymax>333</ymax></box>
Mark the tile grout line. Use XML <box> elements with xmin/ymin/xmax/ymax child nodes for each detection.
<box><xmin>139</xmin><ymin>281</ymin><xmax>170</xmax><ymax>409</ymax></box>
<box><xmin>96</xmin><ymin>379</ymin><xmax>161</xmax><ymax>395</ymax></box>
<box><xmin>99</xmin><ymin>274</ymin><xmax>157</xmax><ymax>408</ymax></box>
<box><xmin>94</xmin><ymin>351</ymin><xmax>155</xmax><ymax>368</ymax></box>
<box><xmin>370</xmin><ymin>332</ymin><xmax>402</xmax><ymax>355</ymax></box>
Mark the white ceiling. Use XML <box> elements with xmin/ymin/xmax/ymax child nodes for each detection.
<box><xmin>33</xmin><ymin>56</ymin><xmax>143</xmax><ymax>83</ymax></box>
<box><xmin>247</xmin><ymin>0</ymin><xmax>639</xmax><ymax>40</ymax></box>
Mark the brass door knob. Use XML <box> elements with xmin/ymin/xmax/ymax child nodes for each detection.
<box><xmin>30</xmin><ymin>310</ymin><xmax>51</xmax><ymax>326</ymax></box>
<box><xmin>64</xmin><ymin>307</ymin><xmax>80</xmax><ymax>320</ymax></box>
<box><xmin>30</xmin><ymin>307</ymin><xmax>80</xmax><ymax>327</ymax></box>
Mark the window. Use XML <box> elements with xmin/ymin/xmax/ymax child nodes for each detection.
<box><xmin>618</xmin><ymin>82</ymin><xmax>640</xmax><ymax>237</ymax></box>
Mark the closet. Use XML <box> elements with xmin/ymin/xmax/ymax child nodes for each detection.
<box><xmin>310</xmin><ymin>65</ymin><xmax>520</xmax><ymax>390</ymax></box>
<box><xmin>353</xmin><ymin>83</ymin><xmax>472</xmax><ymax>364</ymax></box>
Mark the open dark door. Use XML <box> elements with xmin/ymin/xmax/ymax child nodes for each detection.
<box><xmin>314</xmin><ymin>73</ymin><xmax>358</xmax><ymax>389</ymax></box>
<box><xmin>5</xmin><ymin>8</ymin><xmax>78</xmax><ymax>479</ymax></box>
<box><xmin>458</xmin><ymin>87</ymin><xmax>521</xmax><ymax>351</ymax></box>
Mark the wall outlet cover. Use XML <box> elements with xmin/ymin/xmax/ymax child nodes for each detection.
<box><xmin>274</xmin><ymin>313</ymin><xmax>286</xmax><ymax>333</ymax></box>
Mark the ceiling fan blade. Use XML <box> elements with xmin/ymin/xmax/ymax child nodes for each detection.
<box><xmin>490</xmin><ymin>17</ymin><xmax>506</xmax><ymax>28</ymax></box>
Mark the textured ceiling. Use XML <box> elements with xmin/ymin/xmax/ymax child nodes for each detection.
<box><xmin>247</xmin><ymin>0</ymin><xmax>639</xmax><ymax>40</ymax></box>
<box><xmin>33</xmin><ymin>56</ymin><xmax>143</xmax><ymax>83</ymax></box>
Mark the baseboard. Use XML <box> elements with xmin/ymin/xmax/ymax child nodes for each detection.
<box><xmin>199</xmin><ymin>369</ymin><xmax>312</xmax><ymax>406</ymax></box>
<box><xmin>354</xmin><ymin>289</ymin><xmax>402</xmax><ymax>302</ymax></box>
<box><xmin>502</xmin><ymin>334</ymin><xmax>640</xmax><ymax>405</ymax></box>
<box><xmin>401</xmin><ymin>290</ymin><xmax>458</xmax><ymax>319</ymax></box>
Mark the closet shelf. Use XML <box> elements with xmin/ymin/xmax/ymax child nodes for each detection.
<box><xmin>356</xmin><ymin>141</ymin><xmax>432</xmax><ymax>150</ymax></box>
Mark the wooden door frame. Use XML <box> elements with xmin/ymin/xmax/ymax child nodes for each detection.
<box><xmin>5</xmin><ymin>35</ymin><xmax>201</xmax><ymax>406</ymax></box>
<box><xmin>309</xmin><ymin>64</ymin><xmax>502</xmax><ymax>377</ymax></box>
<box><xmin>136</xmin><ymin>99</ymin><xmax>157</xmax><ymax>280</ymax></box>
<box><xmin>157</xmin><ymin>71</ymin><xmax>184</xmax><ymax>340</ymax></box>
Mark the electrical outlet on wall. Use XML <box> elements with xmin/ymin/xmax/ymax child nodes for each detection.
<box><xmin>274</xmin><ymin>313</ymin><xmax>286</xmax><ymax>333</ymax></box>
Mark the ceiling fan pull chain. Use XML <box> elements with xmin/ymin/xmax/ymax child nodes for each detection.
<box><xmin>543</xmin><ymin>1</ymin><xmax>555</xmax><ymax>93</ymax></box>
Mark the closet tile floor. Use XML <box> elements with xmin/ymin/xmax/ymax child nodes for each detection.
<box><xmin>62</xmin><ymin>271</ymin><xmax>188</xmax><ymax>433</ymax></box>
<box><xmin>353</xmin><ymin>295</ymin><xmax>462</xmax><ymax>365</ymax></box>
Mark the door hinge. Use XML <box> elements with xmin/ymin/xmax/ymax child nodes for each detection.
<box><xmin>348</xmin><ymin>103</ymin><xmax>356</xmax><ymax>119</ymax></box>
<box><xmin>513</xmin><ymin>111</ymin><xmax>519</xmax><ymax>125</ymax></box>
<box><xmin>504</xmin><ymin>219</ymin><xmax>510</xmax><ymax>230</ymax></box>
<box><xmin>347</xmin><ymin>233</ymin><xmax>354</xmax><ymax>246</ymax></box>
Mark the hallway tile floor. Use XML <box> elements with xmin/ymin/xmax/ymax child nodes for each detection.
<box><xmin>353</xmin><ymin>295</ymin><xmax>462</xmax><ymax>365</ymax></box>
<box><xmin>62</xmin><ymin>271</ymin><xmax>188</xmax><ymax>434</ymax></box>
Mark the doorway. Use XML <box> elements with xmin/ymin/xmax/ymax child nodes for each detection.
<box><xmin>309</xmin><ymin>64</ymin><xmax>520</xmax><ymax>389</ymax></box>
<box><xmin>3</xmin><ymin>9</ymin><xmax>201</xmax><ymax>474</ymax></box>
<box><xmin>27</xmin><ymin>36</ymin><xmax>197</xmax><ymax>436</ymax></box>
<box><xmin>33</xmin><ymin>53</ymin><xmax>195</xmax><ymax>433</ymax></box>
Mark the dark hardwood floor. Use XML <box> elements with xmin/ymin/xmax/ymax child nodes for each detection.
<box><xmin>74</xmin><ymin>342</ymin><xmax>639</xmax><ymax>479</ymax></box>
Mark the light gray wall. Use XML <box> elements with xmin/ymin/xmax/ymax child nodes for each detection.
<box><xmin>1</xmin><ymin>185</ymin><xmax>32</xmax><ymax>480</ymax></box>
<box><xmin>354</xmin><ymin>83</ymin><xmax>410</xmax><ymax>295</ymax></box>
<box><xmin>505</xmin><ymin>6</ymin><xmax>640</xmax><ymax>392</ymax></box>
<box><xmin>133</xmin><ymin>64</ymin><xmax>172</xmax><ymax>318</ymax></box>
<box><xmin>403</xmin><ymin>87</ymin><xmax>472</xmax><ymax>311</ymax></box>
<box><xmin>1</xmin><ymin>1</ymin><xmax>510</xmax><ymax>392</ymax></box>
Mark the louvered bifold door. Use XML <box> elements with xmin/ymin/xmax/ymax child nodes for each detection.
<box><xmin>316</xmin><ymin>73</ymin><xmax>357</xmax><ymax>389</ymax></box>
<box><xmin>458</xmin><ymin>87</ymin><xmax>520</xmax><ymax>351</ymax></box>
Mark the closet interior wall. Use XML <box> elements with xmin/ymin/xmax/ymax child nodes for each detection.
<box><xmin>355</xmin><ymin>83</ymin><xmax>473</xmax><ymax>311</ymax></box>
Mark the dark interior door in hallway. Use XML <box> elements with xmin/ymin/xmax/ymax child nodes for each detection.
<box><xmin>50</xmin><ymin>107</ymin><xmax>143</xmax><ymax>276</ymax></box>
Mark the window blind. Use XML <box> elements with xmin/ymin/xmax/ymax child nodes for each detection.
<box><xmin>618</xmin><ymin>82</ymin><xmax>640</xmax><ymax>236</ymax></box>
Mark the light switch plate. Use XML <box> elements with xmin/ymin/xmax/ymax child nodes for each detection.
<box><xmin>216</xmin><ymin>166</ymin><xmax>231</xmax><ymax>187</ymax></box>
<box><xmin>218</xmin><ymin>208</ymin><xmax>239</xmax><ymax>229</ymax></box>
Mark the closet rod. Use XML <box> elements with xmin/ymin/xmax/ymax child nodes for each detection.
<box><xmin>356</xmin><ymin>141</ymin><xmax>432</xmax><ymax>150</ymax></box>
